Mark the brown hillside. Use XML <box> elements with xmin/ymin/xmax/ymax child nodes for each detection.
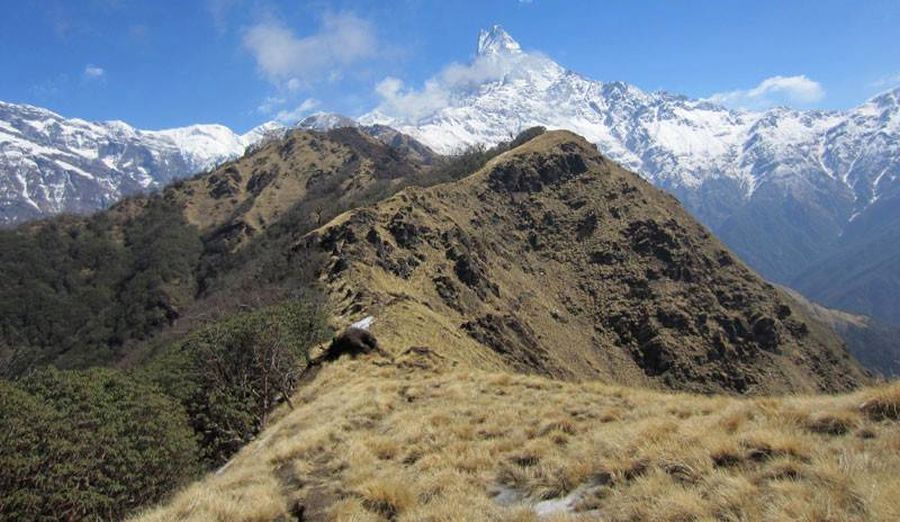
<box><xmin>161</xmin><ymin>127</ymin><xmax>434</xmax><ymax>249</ymax></box>
<box><xmin>305</xmin><ymin>130</ymin><xmax>868</xmax><ymax>394</ymax></box>
<box><xmin>73</xmin><ymin>128</ymin><xmax>430</xmax><ymax>236</ymax></box>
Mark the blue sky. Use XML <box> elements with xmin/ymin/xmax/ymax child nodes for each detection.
<box><xmin>1</xmin><ymin>0</ymin><xmax>898</xmax><ymax>132</ymax></box>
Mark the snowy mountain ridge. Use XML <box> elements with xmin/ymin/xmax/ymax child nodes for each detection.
<box><xmin>6</xmin><ymin>26</ymin><xmax>896</xmax><ymax>233</ymax></box>
<box><xmin>359</xmin><ymin>26</ymin><xmax>900</xmax><ymax>224</ymax></box>
<box><xmin>0</xmin><ymin>100</ymin><xmax>274</xmax><ymax>225</ymax></box>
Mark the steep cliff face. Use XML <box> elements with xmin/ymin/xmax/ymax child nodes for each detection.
<box><xmin>307</xmin><ymin>130</ymin><xmax>868</xmax><ymax>394</ymax></box>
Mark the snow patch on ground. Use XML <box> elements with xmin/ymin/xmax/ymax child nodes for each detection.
<box><xmin>351</xmin><ymin>316</ymin><xmax>375</xmax><ymax>331</ymax></box>
<box><xmin>491</xmin><ymin>484</ymin><xmax>598</xmax><ymax>518</ymax></box>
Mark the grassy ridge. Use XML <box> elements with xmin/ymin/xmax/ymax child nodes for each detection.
<box><xmin>135</xmin><ymin>356</ymin><xmax>900</xmax><ymax>521</ymax></box>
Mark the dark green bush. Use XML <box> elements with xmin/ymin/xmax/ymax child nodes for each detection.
<box><xmin>0</xmin><ymin>368</ymin><xmax>200</xmax><ymax>521</ymax></box>
<box><xmin>142</xmin><ymin>299</ymin><xmax>331</xmax><ymax>465</ymax></box>
<box><xmin>509</xmin><ymin>126</ymin><xmax>546</xmax><ymax>148</ymax></box>
<box><xmin>0</xmin><ymin>199</ymin><xmax>202</xmax><ymax>375</ymax></box>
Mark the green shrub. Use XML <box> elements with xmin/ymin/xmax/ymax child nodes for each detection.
<box><xmin>509</xmin><ymin>126</ymin><xmax>547</xmax><ymax>148</ymax></box>
<box><xmin>0</xmin><ymin>368</ymin><xmax>200</xmax><ymax>521</ymax></box>
<box><xmin>142</xmin><ymin>299</ymin><xmax>331</xmax><ymax>465</ymax></box>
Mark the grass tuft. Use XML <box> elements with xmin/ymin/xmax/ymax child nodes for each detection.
<box><xmin>358</xmin><ymin>475</ymin><xmax>417</xmax><ymax>519</ymax></box>
<box><xmin>805</xmin><ymin>411</ymin><xmax>859</xmax><ymax>435</ymax></box>
<box><xmin>860</xmin><ymin>382</ymin><xmax>900</xmax><ymax>421</ymax></box>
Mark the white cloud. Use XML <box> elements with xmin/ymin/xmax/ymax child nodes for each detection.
<box><xmin>286</xmin><ymin>78</ymin><xmax>302</xmax><ymax>92</ymax></box>
<box><xmin>83</xmin><ymin>65</ymin><xmax>105</xmax><ymax>80</ymax></box>
<box><xmin>706</xmin><ymin>75</ymin><xmax>825</xmax><ymax>110</ymax></box>
<box><xmin>256</xmin><ymin>95</ymin><xmax>286</xmax><ymax>115</ymax></box>
<box><xmin>373</xmin><ymin>51</ymin><xmax>551</xmax><ymax>122</ymax></box>
<box><xmin>273</xmin><ymin>98</ymin><xmax>320</xmax><ymax>123</ymax></box>
<box><xmin>374</xmin><ymin>76</ymin><xmax>450</xmax><ymax>122</ymax></box>
<box><xmin>243</xmin><ymin>12</ymin><xmax>378</xmax><ymax>91</ymax></box>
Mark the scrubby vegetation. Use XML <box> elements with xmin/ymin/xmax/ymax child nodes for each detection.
<box><xmin>0</xmin><ymin>299</ymin><xmax>329</xmax><ymax>520</ymax></box>
<box><xmin>140</xmin><ymin>300</ymin><xmax>331</xmax><ymax>465</ymax></box>
<box><xmin>135</xmin><ymin>357</ymin><xmax>900</xmax><ymax>521</ymax></box>
<box><xmin>422</xmin><ymin>126</ymin><xmax>546</xmax><ymax>186</ymax></box>
<box><xmin>0</xmin><ymin>368</ymin><xmax>200</xmax><ymax>521</ymax></box>
<box><xmin>0</xmin><ymin>127</ymin><xmax>546</xmax><ymax>378</ymax></box>
<box><xmin>0</xmin><ymin>200</ymin><xmax>203</xmax><ymax>375</ymax></box>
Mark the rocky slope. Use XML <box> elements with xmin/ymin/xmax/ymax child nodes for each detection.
<box><xmin>361</xmin><ymin>26</ymin><xmax>900</xmax><ymax>323</ymax></box>
<box><xmin>305</xmin><ymin>130</ymin><xmax>868</xmax><ymax>394</ymax></box>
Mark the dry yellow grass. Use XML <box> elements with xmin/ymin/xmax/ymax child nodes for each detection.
<box><xmin>134</xmin><ymin>352</ymin><xmax>900</xmax><ymax>522</ymax></box>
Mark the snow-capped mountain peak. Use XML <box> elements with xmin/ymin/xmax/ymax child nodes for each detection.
<box><xmin>241</xmin><ymin>121</ymin><xmax>288</xmax><ymax>145</ymax></box>
<box><xmin>364</xmin><ymin>27</ymin><xmax>899</xmax><ymax>210</ymax></box>
<box><xmin>148</xmin><ymin>124</ymin><xmax>249</xmax><ymax>171</ymax></box>
<box><xmin>359</xmin><ymin>26</ymin><xmax>900</xmax><ymax>286</ymax></box>
<box><xmin>477</xmin><ymin>25</ymin><xmax>522</xmax><ymax>57</ymax></box>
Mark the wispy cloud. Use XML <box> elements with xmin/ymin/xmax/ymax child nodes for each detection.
<box><xmin>206</xmin><ymin>0</ymin><xmax>240</xmax><ymax>34</ymax></box>
<box><xmin>372</xmin><ymin>50</ymin><xmax>551</xmax><ymax>122</ymax></box>
<box><xmin>32</xmin><ymin>74</ymin><xmax>69</xmax><ymax>100</ymax></box>
<box><xmin>256</xmin><ymin>95</ymin><xmax>286</xmax><ymax>115</ymax></box>
<box><xmin>272</xmin><ymin>98</ymin><xmax>320</xmax><ymax>123</ymax></box>
<box><xmin>43</xmin><ymin>1</ymin><xmax>74</xmax><ymax>39</ymax></box>
<box><xmin>83</xmin><ymin>65</ymin><xmax>105</xmax><ymax>80</ymax></box>
<box><xmin>706</xmin><ymin>75</ymin><xmax>825</xmax><ymax>110</ymax></box>
<box><xmin>243</xmin><ymin>12</ymin><xmax>379</xmax><ymax>91</ymax></box>
<box><xmin>869</xmin><ymin>72</ymin><xmax>900</xmax><ymax>90</ymax></box>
